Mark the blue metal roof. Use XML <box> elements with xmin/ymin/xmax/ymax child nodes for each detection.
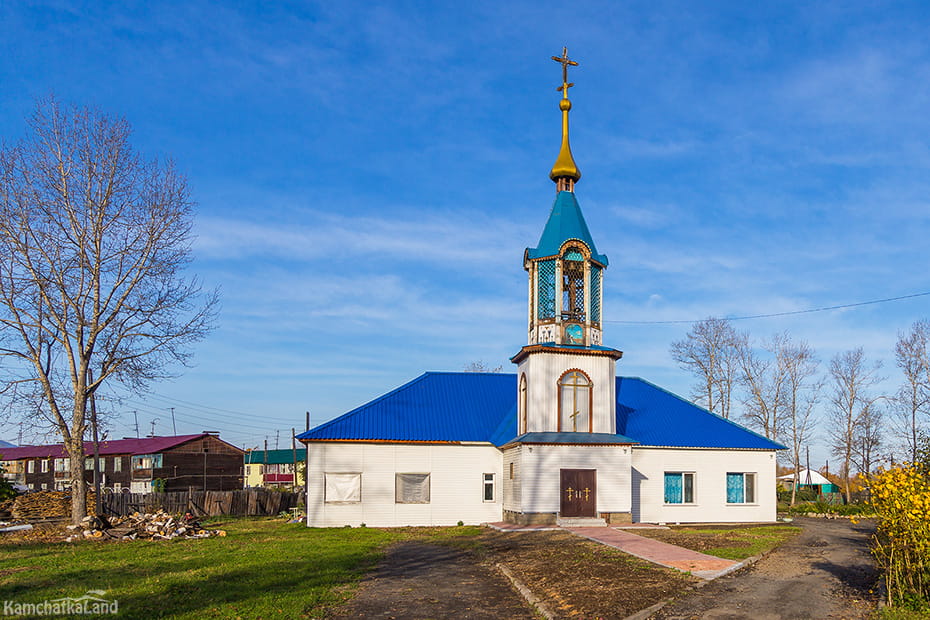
<box><xmin>526</xmin><ymin>191</ymin><xmax>608</xmax><ymax>265</ymax></box>
<box><xmin>615</xmin><ymin>377</ymin><xmax>786</xmax><ymax>450</ymax></box>
<box><xmin>297</xmin><ymin>372</ymin><xmax>517</xmax><ymax>445</ymax></box>
<box><xmin>298</xmin><ymin>373</ymin><xmax>785</xmax><ymax>451</ymax></box>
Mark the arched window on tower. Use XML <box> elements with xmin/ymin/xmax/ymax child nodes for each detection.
<box><xmin>561</xmin><ymin>247</ymin><xmax>585</xmax><ymax>322</ymax></box>
<box><xmin>519</xmin><ymin>374</ymin><xmax>528</xmax><ymax>435</ymax></box>
<box><xmin>558</xmin><ymin>370</ymin><xmax>591</xmax><ymax>432</ymax></box>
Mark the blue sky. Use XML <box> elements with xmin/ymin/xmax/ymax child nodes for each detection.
<box><xmin>1</xmin><ymin>2</ymin><xmax>929</xmax><ymax>463</ymax></box>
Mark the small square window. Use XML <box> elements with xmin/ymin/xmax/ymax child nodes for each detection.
<box><xmin>483</xmin><ymin>473</ymin><xmax>495</xmax><ymax>502</ymax></box>
<box><xmin>395</xmin><ymin>473</ymin><xmax>430</xmax><ymax>504</ymax></box>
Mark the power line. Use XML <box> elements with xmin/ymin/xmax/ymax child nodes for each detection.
<box><xmin>604</xmin><ymin>290</ymin><xmax>930</xmax><ymax>325</ymax></box>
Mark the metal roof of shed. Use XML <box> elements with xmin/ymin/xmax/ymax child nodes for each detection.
<box><xmin>0</xmin><ymin>433</ymin><xmax>242</xmax><ymax>460</ymax></box>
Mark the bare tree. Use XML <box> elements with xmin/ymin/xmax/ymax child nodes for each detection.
<box><xmin>670</xmin><ymin>317</ymin><xmax>739</xmax><ymax>418</ymax></box>
<box><xmin>735</xmin><ymin>331</ymin><xmax>788</xmax><ymax>441</ymax></box>
<box><xmin>463</xmin><ymin>361</ymin><xmax>503</xmax><ymax>373</ymax></box>
<box><xmin>852</xmin><ymin>400</ymin><xmax>883</xmax><ymax>485</ymax></box>
<box><xmin>893</xmin><ymin>320</ymin><xmax>930</xmax><ymax>462</ymax></box>
<box><xmin>0</xmin><ymin>99</ymin><xmax>217</xmax><ymax>523</ymax></box>
<box><xmin>827</xmin><ymin>348</ymin><xmax>883</xmax><ymax>504</ymax></box>
<box><xmin>780</xmin><ymin>338</ymin><xmax>821</xmax><ymax>505</ymax></box>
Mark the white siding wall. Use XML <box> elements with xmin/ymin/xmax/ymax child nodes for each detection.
<box><xmin>306</xmin><ymin>443</ymin><xmax>503</xmax><ymax>527</ymax></box>
<box><xmin>519</xmin><ymin>445</ymin><xmax>631</xmax><ymax>514</ymax></box>
<box><xmin>517</xmin><ymin>352</ymin><xmax>616</xmax><ymax>434</ymax></box>
<box><xmin>502</xmin><ymin>446</ymin><xmax>522</xmax><ymax>512</ymax></box>
<box><xmin>631</xmin><ymin>448</ymin><xmax>778</xmax><ymax>523</ymax></box>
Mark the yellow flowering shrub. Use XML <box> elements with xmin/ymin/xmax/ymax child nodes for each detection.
<box><xmin>870</xmin><ymin>465</ymin><xmax>930</xmax><ymax>607</ymax></box>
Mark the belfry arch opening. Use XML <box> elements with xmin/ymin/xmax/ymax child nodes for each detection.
<box><xmin>561</xmin><ymin>246</ymin><xmax>586</xmax><ymax>323</ymax></box>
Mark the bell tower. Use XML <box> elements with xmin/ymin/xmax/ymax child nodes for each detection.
<box><xmin>512</xmin><ymin>48</ymin><xmax>622</xmax><ymax>437</ymax></box>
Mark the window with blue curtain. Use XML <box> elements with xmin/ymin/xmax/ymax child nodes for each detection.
<box><xmin>664</xmin><ymin>472</ymin><xmax>694</xmax><ymax>504</ymax></box>
<box><xmin>726</xmin><ymin>473</ymin><xmax>743</xmax><ymax>503</ymax></box>
<box><xmin>664</xmin><ymin>473</ymin><xmax>682</xmax><ymax>503</ymax></box>
<box><xmin>726</xmin><ymin>473</ymin><xmax>756</xmax><ymax>503</ymax></box>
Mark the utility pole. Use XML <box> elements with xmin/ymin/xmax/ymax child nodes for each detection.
<box><xmin>275</xmin><ymin>429</ymin><xmax>279</xmax><ymax>450</ymax></box>
<box><xmin>133</xmin><ymin>411</ymin><xmax>140</xmax><ymax>438</ymax></box>
<box><xmin>169</xmin><ymin>407</ymin><xmax>177</xmax><ymax>435</ymax></box>
<box><xmin>149</xmin><ymin>418</ymin><xmax>158</xmax><ymax>438</ymax></box>
<box><xmin>304</xmin><ymin>411</ymin><xmax>310</xmax><ymax>504</ymax></box>
<box><xmin>291</xmin><ymin>428</ymin><xmax>297</xmax><ymax>491</ymax></box>
<box><xmin>17</xmin><ymin>421</ymin><xmax>22</xmax><ymax>446</ymax></box>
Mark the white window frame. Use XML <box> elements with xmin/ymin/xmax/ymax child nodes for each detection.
<box><xmin>40</xmin><ymin>459</ymin><xmax>49</xmax><ymax>473</ymax></box>
<box><xmin>663</xmin><ymin>471</ymin><xmax>696</xmax><ymax>505</ymax></box>
<box><xmin>27</xmin><ymin>460</ymin><xmax>35</xmax><ymax>474</ymax></box>
<box><xmin>482</xmin><ymin>473</ymin><xmax>496</xmax><ymax>502</ymax></box>
<box><xmin>113</xmin><ymin>456</ymin><xmax>122</xmax><ymax>472</ymax></box>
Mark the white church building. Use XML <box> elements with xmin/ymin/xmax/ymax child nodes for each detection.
<box><xmin>299</xmin><ymin>51</ymin><xmax>784</xmax><ymax>527</ymax></box>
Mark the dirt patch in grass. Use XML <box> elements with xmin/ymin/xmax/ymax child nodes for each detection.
<box><xmin>446</xmin><ymin>529</ymin><xmax>698</xmax><ymax>619</ymax></box>
<box><xmin>633</xmin><ymin>524</ymin><xmax>801</xmax><ymax>560</ymax></box>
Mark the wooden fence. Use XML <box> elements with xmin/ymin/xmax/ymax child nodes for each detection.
<box><xmin>100</xmin><ymin>489</ymin><xmax>304</xmax><ymax>517</ymax></box>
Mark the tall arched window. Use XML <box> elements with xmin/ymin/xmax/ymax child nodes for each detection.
<box><xmin>519</xmin><ymin>374</ymin><xmax>528</xmax><ymax>435</ymax></box>
<box><xmin>558</xmin><ymin>370</ymin><xmax>591</xmax><ymax>432</ymax></box>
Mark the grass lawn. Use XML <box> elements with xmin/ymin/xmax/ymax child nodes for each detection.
<box><xmin>0</xmin><ymin>518</ymin><xmax>466</xmax><ymax>619</ymax></box>
<box><xmin>633</xmin><ymin>524</ymin><xmax>802</xmax><ymax>560</ymax></box>
<box><xmin>0</xmin><ymin>519</ymin><xmax>802</xmax><ymax>619</ymax></box>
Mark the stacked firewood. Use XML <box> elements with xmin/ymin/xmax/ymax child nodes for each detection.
<box><xmin>0</xmin><ymin>499</ymin><xmax>13</xmax><ymax>520</ymax></box>
<box><xmin>64</xmin><ymin>510</ymin><xmax>227</xmax><ymax>542</ymax></box>
<box><xmin>11</xmin><ymin>491</ymin><xmax>96</xmax><ymax>521</ymax></box>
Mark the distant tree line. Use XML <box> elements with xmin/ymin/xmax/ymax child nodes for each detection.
<box><xmin>671</xmin><ymin>318</ymin><xmax>930</xmax><ymax>504</ymax></box>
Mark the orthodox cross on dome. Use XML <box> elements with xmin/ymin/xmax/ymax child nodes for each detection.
<box><xmin>549</xmin><ymin>47</ymin><xmax>581</xmax><ymax>191</ymax></box>
<box><xmin>552</xmin><ymin>47</ymin><xmax>578</xmax><ymax>95</ymax></box>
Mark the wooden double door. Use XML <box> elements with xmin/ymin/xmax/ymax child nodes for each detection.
<box><xmin>560</xmin><ymin>469</ymin><xmax>597</xmax><ymax>517</ymax></box>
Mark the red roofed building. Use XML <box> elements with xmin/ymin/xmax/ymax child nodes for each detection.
<box><xmin>0</xmin><ymin>433</ymin><xmax>244</xmax><ymax>493</ymax></box>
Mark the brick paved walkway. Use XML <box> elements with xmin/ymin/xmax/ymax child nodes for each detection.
<box><xmin>565</xmin><ymin>526</ymin><xmax>740</xmax><ymax>579</ymax></box>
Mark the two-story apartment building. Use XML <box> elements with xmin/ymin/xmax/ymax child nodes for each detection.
<box><xmin>244</xmin><ymin>449</ymin><xmax>305</xmax><ymax>489</ymax></box>
<box><xmin>0</xmin><ymin>433</ymin><xmax>244</xmax><ymax>492</ymax></box>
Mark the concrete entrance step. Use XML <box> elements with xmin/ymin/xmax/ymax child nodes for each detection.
<box><xmin>557</xmin><ymin>517</ymin><xmax>607</xmax><ymax>527</ymax></box>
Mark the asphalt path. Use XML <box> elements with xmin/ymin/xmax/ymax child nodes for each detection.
<box><xmin>651</xmin><ymin>517</ymin><xmax>878</xmax><ymax>620</ymax></box>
